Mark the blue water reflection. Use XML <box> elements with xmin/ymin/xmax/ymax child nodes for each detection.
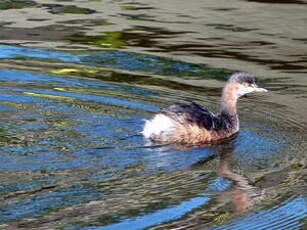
<box><xmin>0</xmin><ymin>45</ymin><xmax>227</xmax><ymax>78</ymax></box>
<box><xmin>84</xmin><ymin>196</ymin><xmax>211</xmax><ymax>230</ymax></box>
<box><xmin>0</xmin><ymin>45</ymin><xmax>80</xmax><ymax>62</ymax></box>
<box><xmin>1</xmin><ymin>184</ymin><xmax>100</xmax><ymax>222</ymax></box>
<box><xmin>213</xmin><ymin>196</ymin><xmax>306</xmax><ymax>230</ymax></box>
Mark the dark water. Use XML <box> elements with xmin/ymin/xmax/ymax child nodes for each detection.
<box><xmin>0</xmin><ymin>0</ymin><xmax>306</xmax><ymax>229</ymax></box>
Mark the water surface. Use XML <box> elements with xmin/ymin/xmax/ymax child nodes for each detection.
<box><xmin>0</xmin><ymin>0</ymin><xmax>306</xmax><ymax>229</ymax></box>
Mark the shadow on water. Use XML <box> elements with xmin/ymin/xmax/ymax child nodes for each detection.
<box><xmin>0</xmin><ymin>0</ymin><xmax>306</xmax><ymax>229</ymax></box>
<box><xmin>0</xmin><ymin>1</ymin><xmax>36</xmax><ymax>10</ymax></box>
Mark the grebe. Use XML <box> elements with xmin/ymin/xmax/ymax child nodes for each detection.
<box><xmin>142</xmin><ymin>72</ymin><xmax>267</xmax><ymax>144</ymax></box>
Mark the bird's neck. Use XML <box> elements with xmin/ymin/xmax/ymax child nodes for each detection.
<box><xmin>219</xmin><ymin>84</ymin><xmax>239</xmax><ymax>131</ymax></box>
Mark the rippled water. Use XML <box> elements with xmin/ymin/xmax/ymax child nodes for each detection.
<box><xmin>0</xmin><ymin>0</ymin><xmax>306</xmax><ymax>230</ymax></box>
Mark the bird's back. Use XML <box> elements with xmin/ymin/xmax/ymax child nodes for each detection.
<box><xmin>159</xmin><ymin>102</ymin><xmax>219</xmax><ymax>130</ymax></box>
<box><xmin>142</xmin><ymin>102</ymin><xmax>232</xmax><ymax>144</ymax></box>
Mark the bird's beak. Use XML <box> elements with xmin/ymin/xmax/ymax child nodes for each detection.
<box><xmin>252</xmin><ymin>84</ymin><xmax>268</xmax><ymax>92</ymax></box>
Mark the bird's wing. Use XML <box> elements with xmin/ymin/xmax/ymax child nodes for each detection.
<box><xmin>159</xmin><ymin>102</ymin><xmax>218</xmax><ymax>130</ymax></box>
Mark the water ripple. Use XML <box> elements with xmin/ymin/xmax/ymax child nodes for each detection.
<box><xmin>0</xmin><ymin>43</ymin><xmax>305</xmax><ymax>229</ymax></box>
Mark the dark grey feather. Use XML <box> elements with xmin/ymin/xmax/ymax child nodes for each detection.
<box><xmin>228</xmin><ymin>72</ymin><xmax>256</xmax><ymax>85</ymax></box>
<box><xmin>160</xmin><ymin>102</ymin><xmax>237</xmax><ymax>132</ymax></box>
<box><xmin>160</xmin><ymin>102</ymin><xmax>221</xmax><ymax>130</ymax></box>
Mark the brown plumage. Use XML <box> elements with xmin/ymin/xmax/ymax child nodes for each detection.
<box><xmin>142</xmin><ymin>72</ymin><xmax>267</xmax><ymax>144</ymax></box>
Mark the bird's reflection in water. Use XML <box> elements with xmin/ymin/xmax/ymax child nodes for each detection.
<box><xmin>146</xmin><ymin>139</ymin><xmax>263</xmax><ymax>214</ymax></box>
<box><xmin>216</xmin><ymin>145</ymin><xmax>262</xmax><ymax>213</ymax></box>
<box><xmin>189</xmin><ymin>143</ymin><xmax>263</xmax><ymax>214</ymax></box>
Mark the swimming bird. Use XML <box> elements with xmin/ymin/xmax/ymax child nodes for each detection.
<box><xmin>142</xmin><ymin>72</ymin><xmax>267</xmax><ymax>144</ymax></box>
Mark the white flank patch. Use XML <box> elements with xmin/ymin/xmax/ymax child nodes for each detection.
<box><xmin>141</xmin><ymin>114</ymin><xmax>175</xmax><ymax>138</ymax></box>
